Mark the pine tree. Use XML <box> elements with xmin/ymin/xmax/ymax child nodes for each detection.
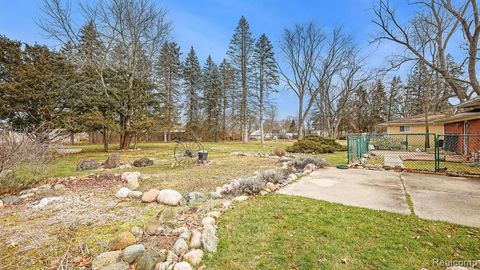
<box><xmin>227</xmin><ymin>16</ymin><xmax>255</xmax><ymax>143</ymax></box>
<box><xmin>156</xmin><ymin>41</ymin><xmax>182</xmax><ymax>141</ymax></box>
<box><xmin>369</xmin><ymin>80</ymin><xmax>387</xmax><ymax>131</ymax></box>
<box><xmin>219</xmin><ymin>59</ymin><xmax>236</xmax><ymax>140</ymax></box>
<box><xmin>202</xmin><ymin>56</ymin><xmax>222</xmax><ymax>141</ymax></box>
<box><xmin>385</xmin><ymin>76</ymin><xmax>402</xmax><ymax>121</ymax></box>
<box><xmin>253</xmin><ymin>34</ymin><xmax>279</xmax><ymax>144</ymax></box>
<box><xmin>183</xmin><ymin>47</ymin><xmax>202</xmax><ymax>135</ymax></box>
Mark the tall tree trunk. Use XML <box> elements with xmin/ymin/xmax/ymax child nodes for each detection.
<box><xmin>298</xmin><ymin>97</ymin><xmax>304</xmax><ymax>139</ymax></box>
<box><xmin>119</xmin><ymin>116</ymin><xmax>131</xmax><ymax>150</ymax></box>
<box><xmin>101</xmin><ymin>127</ymin><xmax>109</xmax><ymax>152</ymax></box>
<box><xmin>70</xmin><ymin>133</ymin><xmax>75</xmax><ymax>145</ymax></box>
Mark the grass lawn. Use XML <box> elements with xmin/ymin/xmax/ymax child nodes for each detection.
<box><xmin>205</xmin><ymin>194</ymin><xmax>480</xmax><ymax>270</ymax></box>
<box><xmin>2</xmin><ymin>140</ymin><xmax>348</xmax><ymax>195</ymax></box>
<box><xmin>404</xmin><ymin>160</ymin><xmax>480</xmax><ymax>175</ymax></box>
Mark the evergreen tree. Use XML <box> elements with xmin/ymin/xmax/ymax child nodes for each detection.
<box><xmin>253</xmin><ymin>34</ymin><xmax>279</xmax><ymax>144</ymax></box>
<box><xmin>202</xmin><ymin>56</ymin><xmax>222</xmax><ymax>141</ymax></box>
<box><xmin>156</xmin><ymin>41</ymin><xmax>182</xmax><ymax>141</ymax></box>
<box><xmin>0</xmin><ymin>36</ymin><xmax>78</xmax><ymax>142</ymax></box>
<box><xmin>385</xmin><ymin>76</ymin><xmax>403</xmax><ymax>121</ymax></box>
<box><xmin>219</xmin><ymin>59</ymin><xmax>236</xmax><ymax>139</ymax></box>
<box><xmin>227</xmin><ymin>16</ymin><xmax>255</xmax><ymax>143</ymax></box>
<box><xmin>369</xmin><ymin>79</ymin><xmax>387</xmax><ymax>129</ymax></box>
<box><xmin>182</xmin><ymin>47</ymin><xmax>202</xmax><ymax>135</ymax></box>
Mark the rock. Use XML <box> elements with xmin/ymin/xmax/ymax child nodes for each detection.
<box><xmin>142</xmin><ymin>189</ymin><xmax>160</xmax><ymax>203</ymax></box>
<box><xmin>166</xmin><ymin>251</ymin><xmax>178</xmax><ymax>262</ymax></box>
<box><xmin>128</xmin><ymin>190</ymin><xmax>143</xmax><ymax>198</ymax></box>
<box><xmin>207</xmin><ymin>191</ymin><xmax>222</xmax><ymax>199</ymax></box>
<box><xmin>303</xmin><ymin>163</ymin><xmax>318</xmax><ymax>172</ymax></box>
<box><xmin>158</xmin><ymin>208</ymin><xmax>177</xmax><ymax>223</ymax></box>
<box><xmin>19</xmin><ymin>193</ymin><xmax>35</xmax><ymax>199</ymax></box>
<box><xmin>157</xmin><ymin>189</ymin><xmax>182</xmax><ymax>206</ymax></box>
<box><xmin>136</xmin><ymin>254</ymin><xmax>161</xmax><ymax>270</ymax></box>
<box><xmin>103</xmin><ymin>261</ymin><xmax>129</xmax><ymax>270</ymax></box>
<box><xmin>110</xmin><ymin>231</ymin><xmax>136</xmax><ymax>250</ymax></box>
<box><xmin>189</xmin><ymin>229</ymin><xmax>202</xmax><ymax>248</ymax></box>
<box><xmin>279</xmin><ymin>156</ymin><xmax>294</xmax><ymax>162</ymax></box>
<box><xmin>174</xmin><ymin>262</ymin><xmax>193</xmax><ymax>270</ymax></box>
<box><xmin>1</xmin><ymin>196</ymin><xmax>21</xmax><ymax>205</ymax></box>
<box><xmin>19</xmin><ymin>187</ymin><xmax>39</xmax><ymax>195</ymax></box>
<box><xmin>131</xmin><ymin>226</ymin><xmax>144</xmax><ymax>239</ymax></box>
<box><xmin>76</xmin><ymin>159</ymin><xmax>100</xmax><ymax>171</ymax></box>
<box><xmin>144</xmin><ymin>221</ymin><xmax>164</xmax><ymax>235</ymax></box>
<box><xmin>233</xmin><ymin>195</ymin><xmax>248</xmax><ymax>202</ymax></box>
<box><xmin>122</xmin><ymin>172</ymin><xmax>141</xmax><ymax>190</ymax></box>
<box><xmin>0</xmin><ymin>200</ymin><xmax>3</xmax><ymax>208</ymax></box>
<box><xmin>182</xmin><ymin>191</ymin><xmax>206</xmax><ymax>205</ymax></box>
<box><xmin>122</xmin><ymin>244</ymin><xmax>145</xmax><ymax>264</ymax></box>
<box><xmin>92</xmin><ymin>251</ymin><xmax>122</xmax><ymax>270</ymax></box>
<box><xmin>222</xmin><ymin>200</ymin><xmax>232</xmax><ymax>208</ymax></box>
<box><xmin>172</xmin><ymin>238</ymin><xmax>188</xmax><ymax>256</ymax></box>
<box><xmin>156</xmin><ymin>261</ymin><xmax>172</xmax><ymax>270</ymax></box>
<box><xmin>265</xmin><ymin>182</ymin><xmax>276</xmax><ymax>192</ymax></box>
<box><xmin>179</xmin><ymin>230</ymin><xmax>191</xmax><ymax>241</ymax></box>
<box><xmin>183</xmin><ymin>249</ymin><xmax>204</xmax><ymax>266</ymax></box>
<box><xmin>201</xmin><ymin>217</ymin><xmax>216</xmax><ymax>230</ymax></box>
<box><xmin>201</xmin><ymin>228</ymin><xmax>218</xmax><ymax>253</ymax></box>
<box><xmin>207</xmin><ymin>211</ymin><xmax>221</xmax><ymax>219</ymax></box>
<box><xmin>260</xmin><ymin>190</ymin><xmax>268</xmax><ymax>195</ymax></box>
<box><xmin>32</xmin><ymin>196</ymin><xmax>62</xmax><ymax>209</ymax></box>
<box><xmin>104</xmin><ymin>153</ymin><xmax>122</xmax><ymax>169</ymax></box>
<box><xmin>53</xmin><ymin>184</ymin><xmax>65</xmax><ymax>190</ymax></box>
<box><xmin>133</xmin><ymin>158</ymin><xmax>154</xmax><ymax>167</ymax></box>
<box><xmin>116</xmin><ymin>187</ymin><xmax>132</xmax><ymax>198</ymax></box>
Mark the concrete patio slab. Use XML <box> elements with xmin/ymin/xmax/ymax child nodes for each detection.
<box><xmin>402</xmin><ymin>173</ymin><xmax>480</xmax><ymax>227</ymax></box>
<box><xmin>278</xmin><ymin>167</ymin><xmax>480</xmax><ymax>227</ymax></box>
<box><xmin>278</xmin><ymin>167</ymin><xmax>410</xmax><ymax>214</ymax></box>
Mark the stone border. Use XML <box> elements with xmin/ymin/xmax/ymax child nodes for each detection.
<box><xmin>94</xmin><ymin>156</ymin><xmax>323</xmax><ymax>270</ymax></box>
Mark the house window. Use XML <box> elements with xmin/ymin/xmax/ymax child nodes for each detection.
<box><xmin>400</xmin><ymin>126</ymin><xmax>411</xmax><ymax>133</ymax></box>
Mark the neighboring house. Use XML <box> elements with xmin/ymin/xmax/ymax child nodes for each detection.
<box><xmin>431</xmin><ymin>98</ymin><xmax>480</xmax><ymax>155</ymax></box>
<box><xmin>377</xmin><ymin>112</ymin><xmax>450</xmax><ymax>135</ymax></box>
<box><xmin>250</xmin><ymin>130</ymin><xmax>273</xmax><ymax>140</ymax></box>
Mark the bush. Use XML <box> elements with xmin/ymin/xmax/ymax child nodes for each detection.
<box><xmin>286</xmin><ymin>135</ymin><xmax>346</xmax><ymax>154</ymax></box>
<box><xmin>270</xmin><ymin>148</ymin><xmax>286</xmax><ymax>157</ymax></box>
<box><xmin>290</xmin><ymin>155</ymin><xmax>328</xmax><ymax>169</ymax></box>
<box><xmin>0</xmin><ymin>161</ymin><xmax>48</xmax><ymax>195</ymax></box>
<box><xmin>232</xmin><ymin>177</ymin><xmax>265</xmax><ymax>196</ymax></box>
<box><xmin>257</xmin><ymin>168</ymin><xmax>285</xmax><ymax>184</ymax></box>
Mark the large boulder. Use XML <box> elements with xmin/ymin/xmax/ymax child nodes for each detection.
<box><xmin>116</xmin><ymin>187</ymin><xmax>132</xmax><ymax>199</ymax></box>
<box><xmin>110</xmin><ymin>231</ymin><xmax>136</xmax><ymax>251</ymax></box>
<box><xmin>189</xmin><ymin>229</ymin><xmax>202</xmax><ymax>248</ymax></box>
<box><xmin>121</xmin><ymin>172</ymin><xmax>141</xmax><ymax>190</ymax></box>
<box><xmin>142</xmin><ymin>189</ymin><xmax>159</xmax><ymax>203</ymax></box>
<box><xmin>183</xmin><ymin>249</ymin><xmax>204</xmax><ymax>266</ymax></box>
<box><xmin>172</xmin><ymin>238</ymin><xmax>188</xmax><ymax>256</ymax></box>
<box><xmin>103</xmin><ymin>262</ymin><xmax>129</xmax><ymax>270</ymax></box>
<box><xmin>91</xmin><ymin>251</ymin><xmax>122</xmax><ymax>270</ymax></box>
<box><xmin>201</xmin><ymin>228</ymin><xmax>218</xmax><ymax>253</ymax></box>
<box><xmin>136</xmin><ymin>253</ymin><xmax>162</xmax><ymax>270</ymax></box>
<box><xmin>133</xmin><ymin>158</ymin><xmax>154</xmax><ymax>167</ymax></box>
<box><xmin>174</xmin><ymin>262</ymin><xmax>193</xmax><ymax>270</ymax></box>
<box><xmin>76</xmin><ymin>159</ymin><xmax>100</xmax><ymax>171</ymax></box>
<box><xmin>156</xmin><ymin>189</ymin><xmax>182</xmax><ymax>206</ymax></box>
<box><xmin>122</xmin><ymin>244</ymin><xmax>145</xmax><ymax>264</ymax></box>
<box><xmin>104</xmin><ymin>153</ymin><xmax>122</xmax><ymax>169</ymax></box>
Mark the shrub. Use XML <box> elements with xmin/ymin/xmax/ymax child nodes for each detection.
<box><xmin>257</xmin><ymin>168</ymin><xmax>285</xmax><ymax>184</ymax></box>
<box><xmin>290</xmin><ymin>155</ymin><xmax>328</xmax><ymax>169</ymax></box>
<box><xmin>286</xmin><ymin>135</ymin><xmax>346</xmax><ymax>154</ymax></box>
<box><xmin>270</xmin><ymin>148</ymin><xmax>286</xmax><ymax>157</ymax></box>
<box><xmin>0</xmin><ymin>161</ymin><xmax>48</xmax><ymax>195</ymax></box>
<box><xmin>233</xmin><ymin>177</ymin><xmax>265</xmax><ymax>196</ymax></box>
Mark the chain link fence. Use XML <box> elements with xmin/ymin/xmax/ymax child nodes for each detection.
<box><xmin>347</xmin><ymin>133</ymin><xmax>480</xmax><ymax>176</ymax></box>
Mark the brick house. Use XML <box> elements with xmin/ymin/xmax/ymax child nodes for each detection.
<box><xmin>433</xmin><ymin>98</ymin><xmax>480</xmax><ymax>155</ymax></box>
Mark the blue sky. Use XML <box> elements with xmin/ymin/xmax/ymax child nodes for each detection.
<box><xmin>0</xmin><ymin>0</ymin><xmax>413</xmax><ymax>118</ymax></box>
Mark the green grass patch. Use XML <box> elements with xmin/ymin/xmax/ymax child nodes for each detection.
<box><xmin>205</xmin><ymin>194</ymin><xmax>480</xmax><ymax>270</ymax></box>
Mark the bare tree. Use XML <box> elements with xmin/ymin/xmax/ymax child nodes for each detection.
<box><xmin>372</xmin><ymin>0</ymin><xmax>471</xmax><ymax>100</ymax></box>
<box><xmin>38</xmin><ymin>0</ymin><xmax>171</xmax><ymax>149</ymax></box>
<box><xmin>442</xmin><ymin>0</ymin><xmax>480</xmax><ymax>96</ymax></box>
<box><xmin>279</xmin><ymin>22</ymin><xmax>324</xmax><ymax>139</ymax></box>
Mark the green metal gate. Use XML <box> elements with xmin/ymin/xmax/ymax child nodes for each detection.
<box><xmin>347</xmin><ymin>133</ymin><xmax>480</xmax><ymax>175</ymax></box>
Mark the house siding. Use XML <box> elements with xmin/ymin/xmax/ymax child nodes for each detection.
<box><xmin>444</xmin><ymin>119</ymin><xmax>480</xmax><ymax>154</ymax></box>
<box><xmin>386</xmin><ymin>124</ymin><xmax>444</xmax><ymax>135</ymax></box>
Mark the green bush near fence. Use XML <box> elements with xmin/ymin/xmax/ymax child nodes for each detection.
<box><xmin>287</xmin><ymin>135</ymin><xmax>346</xmax><ymax>154</ymax></box>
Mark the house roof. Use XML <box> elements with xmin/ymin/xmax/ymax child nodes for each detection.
<box><xmin>378</xmin><ymin>112</ymin><xmax>452</xmax><ymax>126</ymax></box>
<box><xmin>456</xmin><ymin>96</ymin><xmax>480</xmax><ymax>109</ymax></box>
<box><xmin>431</xmin><ymin>111</ymin><xmax>480</xmax><ymax>124</ymax></box>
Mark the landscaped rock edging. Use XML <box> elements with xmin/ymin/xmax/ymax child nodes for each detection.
<box><xmin>95</xmin><ymin>156</ymin><xmax>324</xmax><ymax>269</ymax></box>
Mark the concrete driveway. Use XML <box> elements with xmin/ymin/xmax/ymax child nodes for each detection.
<box><xmin>278</xmin><ymin>168</ymin><xmax>480</xmax><ymax>227</ymax></box>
